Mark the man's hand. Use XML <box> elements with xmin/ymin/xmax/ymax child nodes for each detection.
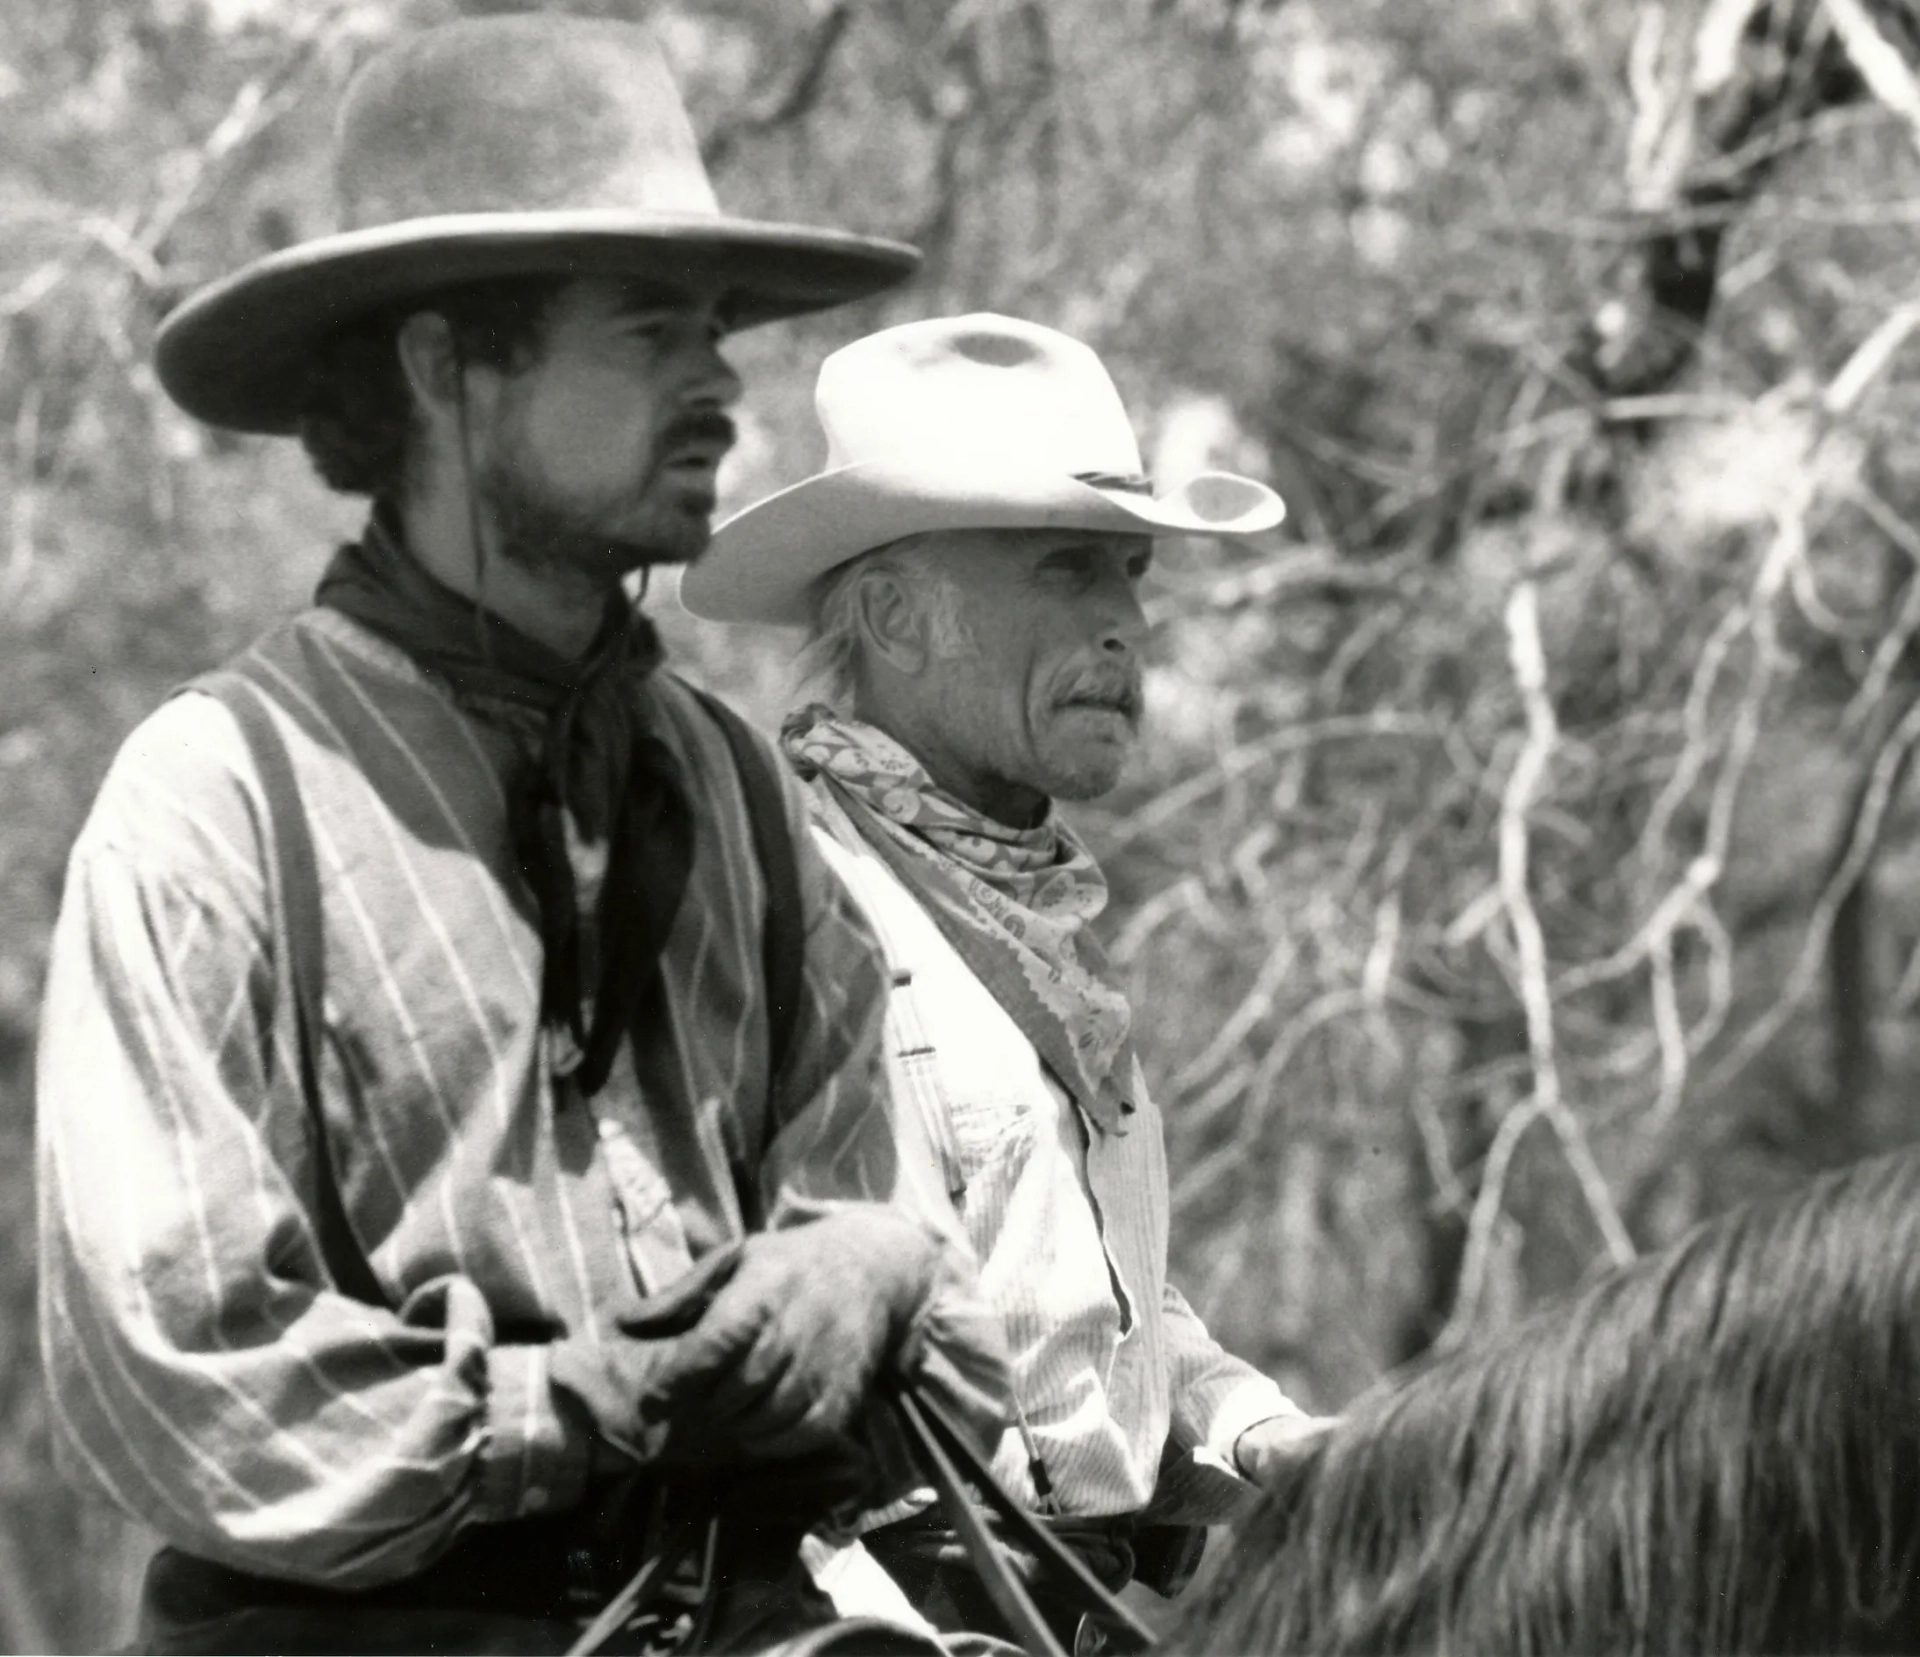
<box><xmin>546</xmin><ymin>1208</ymin><xmax>998</xmax><ymax>1523</ymax></box>
<box><xmin>1232</xmin><ymin>1412</ymin><xmax>1340</xmax><ymax>1489</ymax></box>
<box><xmin>548</xmin><ymin>1242</ymin><xmax>747</xmax><ymax>1464</ymax></box>
<box><xmin>641</xmin><ymin>1207</ymin><xmax>945</xmax><ymax>1463</ymax></box>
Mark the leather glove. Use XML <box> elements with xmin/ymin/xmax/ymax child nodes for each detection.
<box><xmin>546</xmin><ymin>1242</ymin><xmax>744</xmax><ymax>1464</ymax></box>
<box><xmin>639</xmin><ymin>1207</ymin><xmax>944</xmax><ymax>1464</ymax></box>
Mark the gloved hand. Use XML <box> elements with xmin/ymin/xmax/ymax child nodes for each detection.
<box><xmin>640</xmin><ymin>1207</ymin><xmax>945</xmax><ymax>1464</ymax></box>
<box><xmin>547</xmin><ymin>1242</ymin><xmax>745</xmax><ymax>1464</ymax></box>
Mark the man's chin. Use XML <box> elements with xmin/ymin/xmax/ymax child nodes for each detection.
<box><xmin>1044</xmin><ymin>749</ymin><xmax>1130</xmax><ymax>803</ymax></box>
<box><xmin>490</xmin><ymin>504</ymin><xmax>710</xmax><ymax>581</ymax></box>
<box><xmin>613</xmin><ymin>539</ymin><xmax>702</xmax><ymax>572</ymax></box>
<box><xmin>607</xmin><ymin>514</ymin><xmax>712</xmax><ymax>572</ymax></box>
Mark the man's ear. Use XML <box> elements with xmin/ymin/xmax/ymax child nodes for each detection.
<box><xmin>394</xmin><ymin>311</ymin><xmax>463</xmax><ymax>430</ymax></box>
<box><xmin>853</xmin><ymin>566</ymin><xmax>929</xmax><ymax>676</ymax></box>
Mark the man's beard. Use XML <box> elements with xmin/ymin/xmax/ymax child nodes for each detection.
<box><xmin>478</xmin><ymin>410</ymin><xmax>735</xmax><ymax>583</ymax></box>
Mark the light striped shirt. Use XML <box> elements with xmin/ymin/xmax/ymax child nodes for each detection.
<box><xmin>36</xmin><ymin>607</ymin><xmax>981</xmax><ymax>1589</ymax></box>
<box><xmin>808</xmin><ymin>793</ymin><xmax>1300</xmax><ymax>1521</ymax></box>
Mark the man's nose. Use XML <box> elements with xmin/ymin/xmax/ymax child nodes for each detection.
<box><xmin>690</xmin><ymin>337</ymin><xmax>744</xmax><ymax>410</ymax></box>
<box><xmin>1098</xmin><ymin>581</ymin><xmax>1149</xmax><ymax>655</ymax></box>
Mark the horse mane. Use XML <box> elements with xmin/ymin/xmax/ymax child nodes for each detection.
<box><xmin>1178</xmin><ymin>1149</ymin><xmax>1920</xmax><ymax>1655</ymax></box>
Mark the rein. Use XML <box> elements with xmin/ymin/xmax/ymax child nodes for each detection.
<box><xmin>567</xmin><ymin>1377</ymin><xmax>1158</xmax><ymax>1657</ymax></box>
<box><xmin>888</xmin><ymin>1381</ymin><xmax>1157</xmax><ymax>1657</ymax></box>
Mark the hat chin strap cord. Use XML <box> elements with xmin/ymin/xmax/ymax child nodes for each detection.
<box><xmin>448</xmin><ymin>340</ymin><xmax>503</xmax><ymax>665</ymax></box>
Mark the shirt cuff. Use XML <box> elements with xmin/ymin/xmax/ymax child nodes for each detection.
<box><xmin>1203</xmin><ymin>1377</ymin><xmax>1309</xmax><ymax>1470</ymax></box>
<box><xmin>479</xmin><ymin>1342</ymin><xmax>593</xmax><ymax>1523</ymax></box>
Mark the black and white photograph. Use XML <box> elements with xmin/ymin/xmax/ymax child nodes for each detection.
<box><xmin>5</xmin><ymin>2</ymin><xmax>1920</xmax><ymax>1652</ymax></box>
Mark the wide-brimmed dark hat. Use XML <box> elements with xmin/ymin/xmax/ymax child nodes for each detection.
<box><xmin>155</xmin><ymin>14</ymin><xmax>920</xmax><ymax>434</ymax></box>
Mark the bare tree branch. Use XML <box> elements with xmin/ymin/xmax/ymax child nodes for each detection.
<box><xmin>1439</xmin><ymin>581</ymin><xmax>1636</xmax><ymax>1348</ymax></box>
<box><xmin>1105</xmin><ymin>714</ymin><xmax>1442</xmax><ymax>855</ymax></box>
<box><xmin>1704</xmin><ymin>688</ymin><xmax>1920</xmax><ymax>1089</ymax></box>
<box><xmin>702</xmin><ymin>1</ymin><xmax>858</xmax><ymax>172</ymax></box>
<box><xmin>1821</xmin><ymin>0</ymin><xmax>1920</xmax><ymax>136</ymax></box>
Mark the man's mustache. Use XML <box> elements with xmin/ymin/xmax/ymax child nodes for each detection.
<box><xmin>1058</xmin><ymin>663</ymin><xmax>1144</xmax><ymax>723</ymax></box>
<box><xmin>654</xmin><ymin>410</ymin><xmax>738</xmax><ymax>463</ymax></box>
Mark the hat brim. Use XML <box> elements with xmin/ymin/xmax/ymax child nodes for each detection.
<box><xmin>155</xmin><ymin>210</ymin><xmax>921</xmax><ymax>433</ymax></box>
<box><xmin>678</xmin><ymin>459</ymin><xmax>1286</xmax><ymax>625</ymax></box>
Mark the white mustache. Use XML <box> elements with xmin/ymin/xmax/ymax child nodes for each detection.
<box><xmin>1057</xmin><ymin>669</ymin><xmax>1143</xmax><ymax>719</ymax></box>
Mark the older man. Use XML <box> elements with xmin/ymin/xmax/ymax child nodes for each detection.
<box><xmin>37</xmin><ymin>21</ymin><xmax>1004</xmax><ymax>1655</ymax></box>
<box><xmin>681</xmin><ymin>315</ymin><xmax>1327</xmax><ymax>1644</ymax></box>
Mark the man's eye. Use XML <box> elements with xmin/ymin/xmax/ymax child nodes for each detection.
<box><xmin>1043</xmin><ymin>556</ymin><xmax>1098</xmax><ymax>586</ymax></box>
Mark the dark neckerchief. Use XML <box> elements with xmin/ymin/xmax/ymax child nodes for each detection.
<box><xmin>317</xmin><ymin>509</ymin><xmax>692</xmax><ymax>1096</ymax></box>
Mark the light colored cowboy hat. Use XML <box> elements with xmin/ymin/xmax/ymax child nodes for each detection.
<box><xmin>155</xmin><ymin>15</ymin><xmax>920</xmax><ymax>434</ymax></box>
<box><xmin>678</xmin><ymin>313</ymin><xmax>1286</xmax><ymax>626</ymax></box>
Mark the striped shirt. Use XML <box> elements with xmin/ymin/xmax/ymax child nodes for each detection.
<box><xmin>36</xmin><ymin>607</ymin><xmax>983</xmax><ymax>1589</ymax></box>
<box><xmin>808</xmin><ymin>792</ymin><xmax>1301</xmax><ymax>1521</ymax></box>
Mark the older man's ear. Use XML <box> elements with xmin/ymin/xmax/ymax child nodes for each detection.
<box><xmin>853</xmin><ymin>566</ymin><xmax>931</xmax><ymax>676</ymax></box>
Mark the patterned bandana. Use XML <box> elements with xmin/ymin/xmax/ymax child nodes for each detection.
<box><xmin>781</xmin><ymin>705</ymin><xmax>1135</xmax><ymax>1133</ymax></box>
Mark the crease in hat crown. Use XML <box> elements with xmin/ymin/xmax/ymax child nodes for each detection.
<box><xmin>679</xmin><ymin>313</ymin><xmax>1287</xmax><ymax>627</ymax></box>
<box><xmin>815</xmin><ymin>315</ymin><xmax>1146</xmax><ymax>478</ymax></box>
<box><xmin>154</xmin><ymin>13</ymin><xmax>921</xmax><ymax>435</ymax></box>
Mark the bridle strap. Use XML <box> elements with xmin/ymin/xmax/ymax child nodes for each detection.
<box><xmin>567</xmin><ymin>1377</ymin><xmax>1162</xmax><ymax>1657</ymax></box>
<box><xmin>888</xmin><ymin>1388</ymin><xmax>1063</xmax><ymax>1657</ymax></box>
<box><xmin>887</xmin><ymin>1382</ymin><xmax>1158</xmax><ymax>1655</ymax></box>
<box><xmin>564</xmin><ymin>1514</ymin><xmax>709</xmax><ymax>1657</ymax></box>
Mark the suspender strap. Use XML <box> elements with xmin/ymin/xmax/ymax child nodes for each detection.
<box><xmin>690</xmin><ymin>689</ymin><xmax>804</xmax><ymax>1085</ymax></box>
<box><xmin>809</xmin><ymin>787</ymin><xmax>968</xmax><ymax>1204</ymax></box>
<box><xmin>197</xmin><ymin>670</ymin><xmax>387</xmax><ymax>1309</ymax></box>
<box><xmin>199</xmin><ymin>675</ymin><xmax>804</xmax><ymax>1300</ymax></box>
